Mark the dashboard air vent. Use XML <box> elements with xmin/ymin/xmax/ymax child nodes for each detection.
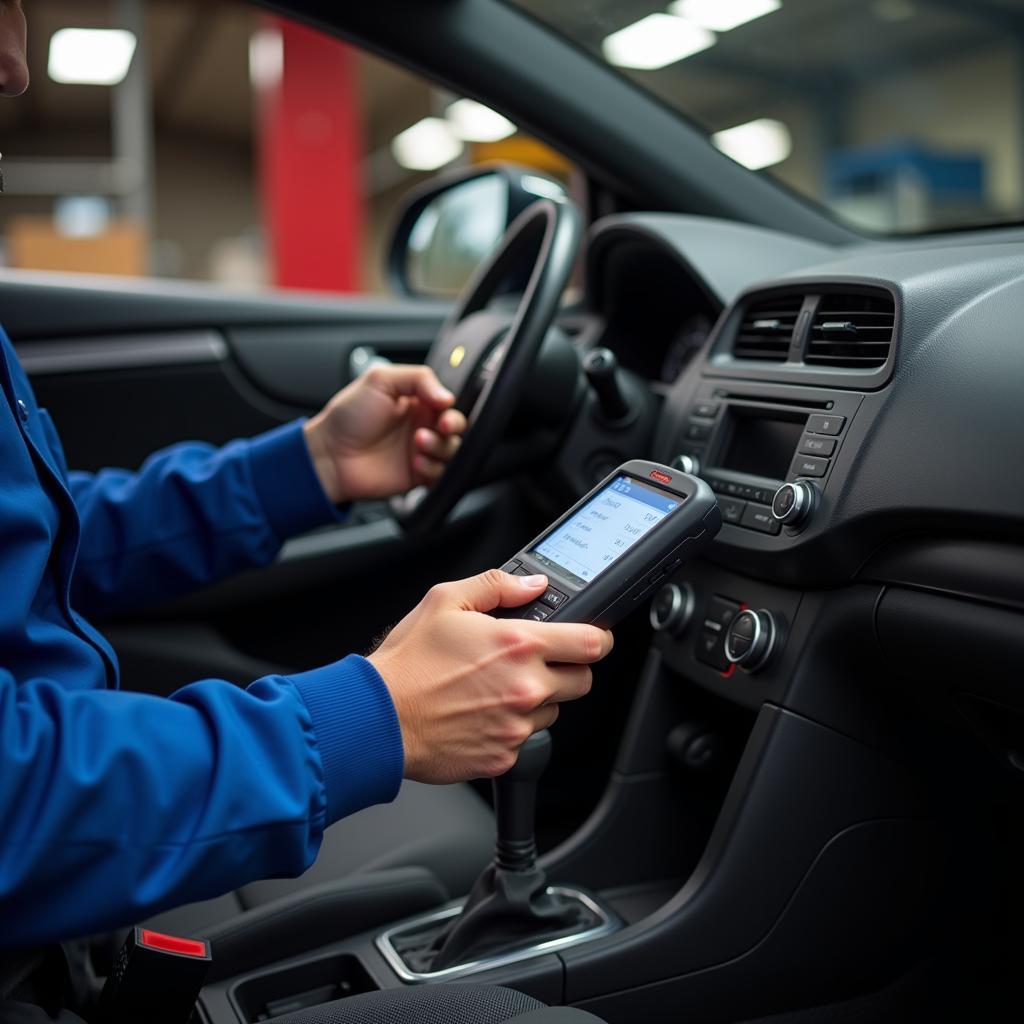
<box><xmin>732</xmin><ymin>294</ymin><xmax>803</xmax><ymax>362</ymax></box>
<box><xmin>807</xmin><ymin>292</ymin><xmax>895</xmax><ymax>368</ymax></box>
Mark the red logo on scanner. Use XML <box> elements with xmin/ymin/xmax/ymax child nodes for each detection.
<box><xmin>649</xmin><ymin>470</ymin><xmax>672</xmax><ymax>484</ymax></box>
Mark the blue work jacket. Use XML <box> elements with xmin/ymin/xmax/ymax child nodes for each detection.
<box><xmin>0</xmin><ymin>328</ymin><xmax>404</xmax><ymax>947</ymax></box>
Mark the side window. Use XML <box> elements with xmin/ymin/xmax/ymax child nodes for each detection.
<box><xmin>0</xmin><ymin>0</ymin><xmax>575</xmax><ymax>296</ymax></box>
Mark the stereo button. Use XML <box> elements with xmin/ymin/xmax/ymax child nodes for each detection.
<box><xmin>790</xmin><ymin>455</ymin><xmax>829</xmax><ymax>478</ymax></box>
<box><xmin>740</xmin><ymin>503</ymin><xmax>782</xmax><ymax>535</ymax></box>
<box><xmin>693</xmin><ymin>401</ymin><xmax>719</xmax><ymax>419</ymax></box>
<box><xmin>799</xmin><ymin>435</ymin><xmax>836</xmax><ymax>456</ymax></box>
<box><xmin>719</xmin><ymin>498</ymin><xmax>746</xmax><ymax>524</ymax></box>
<box><xmin>806</xmin><ymin>414</ymin><xmax>845</xmax><ymax>436</ymax></box>
<box><xmin>684</xmin><ymin>420</ymin><xmax>713</xmax><ymax>442</ymax></box>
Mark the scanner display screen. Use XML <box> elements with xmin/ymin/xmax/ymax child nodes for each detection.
<box><xmin>530</xmin><ymin>475</ymin><xmax>681</xmax><ymax>587</ymax></box>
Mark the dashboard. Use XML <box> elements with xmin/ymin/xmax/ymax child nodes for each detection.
<box><xmin>567</xmin><ymin>212</ymin><xmax>1024</xmax><ymax>762</ymax></box>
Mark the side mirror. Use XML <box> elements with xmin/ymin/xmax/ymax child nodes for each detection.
<box><xmin>388</xmin><ymin>163</ymin><xmax>567</xmax><ymax>298</ymax></box>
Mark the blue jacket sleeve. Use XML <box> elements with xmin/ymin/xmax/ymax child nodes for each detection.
<box><xmin>67</xmin><ymin>421</ymin><xmax>344</xmax><ymax>619</ymax></box>
<box><xmin>0</xmin><ymin>655</ymin><xmax>403</xmax><ymax>947</ymax></box>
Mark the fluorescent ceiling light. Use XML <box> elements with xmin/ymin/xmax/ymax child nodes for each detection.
<box><xmin>447</xmin><ymin>99</ymin><xmax>516</xmax><ymax>143</ymax></box>
<box><xmin>712</xmin><ymin>118</ymin><xmax>792</xmax><ymax>170</ymax></box>
<box><xmin>249</xmin><ymin>28</ymin><xmax>284</xmax><ymax>91</ymax></box>
<box><xmin>392</xmin><ymin>117</ymin><xmax>464</xmax><ymax>172</ymax></box>
<box><xmin>670</xmin><ymin>0</ymin><xmax>781</xmax><ymax>33</ymax></box>
<box><xmin>48</xmin><ymin>28</ymin><xmax>138</xmax><ymax>86</ymax></box>
<box><xmin>54</xmin><ymin>196</ymin><xmax>111</xmax><ymax>239</ymax></box>
<box><xmin>602</xmin><ymin>14</ymin><xmax>714</xmax><ymax>71</ymax></box>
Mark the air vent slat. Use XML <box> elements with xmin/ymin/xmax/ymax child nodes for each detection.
<box><xmin>806</xmin><ymin>291</ymin><xmax>895</xmax><ymax>369</ymax></box>
<box><xmin>731</xmin><ymin>294</ymin><xmax>803</xmax><ymax>363</ymax></box>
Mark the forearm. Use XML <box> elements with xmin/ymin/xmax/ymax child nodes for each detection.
<box><xmin>69</xmin><ymin>421</ymin><xmax>343</xmax><ymax>617</ymax></box>
<box><xmin>0</xmin><ymin>654</ymin><xmax>402</xmax><ymax>947</ymax></box>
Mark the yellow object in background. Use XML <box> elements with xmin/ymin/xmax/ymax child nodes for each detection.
<box><xmin>7</xmin><ymin>217</ymin><xmax>147</xmax><ymax>277</ymax></box>
<box><xmin>472</xmin><ymin>137</ymin><xmax>572</xmax><ymax>178</ymax></box>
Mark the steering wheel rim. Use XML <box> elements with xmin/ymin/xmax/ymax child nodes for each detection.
<box><xmin>392</xmin><ymin>197</ymin><xmax>582</xmax><ymax>536</ymax></box>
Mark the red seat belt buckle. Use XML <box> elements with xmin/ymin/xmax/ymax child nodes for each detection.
<box><xmin>95</xmin><ymin>926</ymin><xmax>212</xmax><ymax>1024</ymax></box>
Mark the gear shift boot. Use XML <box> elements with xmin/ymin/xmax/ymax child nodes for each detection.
<box><xmin>379</xmin><ymin>884</ymin><xmax>610</xmax><ymax>979</ymax></box>
<box><xmin>403</xmin><ymin>865</ymin><xmax>600</xmax><ymax>973</ymax></box>
<box><xmin>375</xmin><ymin>730</ymin><xmax>618</xmax><ymax>979</ymax></box>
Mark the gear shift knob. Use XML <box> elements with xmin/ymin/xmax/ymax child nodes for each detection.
<box><xmin>493</xmin><ymin>729</ymin><xmax>551</xmax><ymax>871</ymax></box>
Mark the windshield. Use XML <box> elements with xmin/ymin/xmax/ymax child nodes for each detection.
<box><xmin>509</xmin><ymin>0</ymin><xmax>1024</xmax><ymax>235</ymax></box>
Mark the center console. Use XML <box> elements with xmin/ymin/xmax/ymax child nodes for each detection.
<box><xmin>195</xmin><ymin>624</ymin><xmax>931</xmax><ymax>1024</ymax></box>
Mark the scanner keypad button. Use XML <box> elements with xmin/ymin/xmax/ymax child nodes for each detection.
<box><xmin>540</xmin><ymin>588</ymin><xmax>568</xmax><ymax>609</ymax></box>
<box><xmin>524</xmin><ymin>602</ymin><xmax>552</xmax><ymax>621</ymax></box>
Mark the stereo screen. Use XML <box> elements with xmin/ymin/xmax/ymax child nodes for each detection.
<box><xmin>719</xmin><ymin>416</ymin><xmax>804</xmax><ymax>479</ymax></box>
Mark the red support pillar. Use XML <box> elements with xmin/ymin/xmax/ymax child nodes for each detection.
<box><xmin>256</xmin><ymin>17</ymin><xmax>363</xmax><ymax>292</ymax></box>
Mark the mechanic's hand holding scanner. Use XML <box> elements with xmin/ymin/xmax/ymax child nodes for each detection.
<box><xmin>303</xmin><ymin>362</ymin><xmax>613</xmax><ymax>784</ymax></box>
<box><xmin>370</xmin><ymin>569</ymin><xmax>611</xmax><ymax>784</ymax></box>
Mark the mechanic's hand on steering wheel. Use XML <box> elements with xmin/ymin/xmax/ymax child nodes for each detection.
<box><xmin>303</xmin><ymin>364</ymin><xmax>468</xmax><ymax>504</ymax></box>
<box><xmin>368</xmin><ymin>570</ymin><xmax>614</xmax><ymax>785</ymax></box>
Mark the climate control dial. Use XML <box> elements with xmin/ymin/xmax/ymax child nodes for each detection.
<box><xmin>650</xmin><ymin>582</ymin><xmax>695</xmax><ymax>635</ymax></box>
<box><xmin>724</xmin><ymin>609</ymin><xmax>777</xmax><ymax>671</ymax></box>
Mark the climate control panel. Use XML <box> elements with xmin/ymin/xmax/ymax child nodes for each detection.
<box><xmin>652</xmin><ymin>560</ymin><xmax>802</xmax><ymax>709</ymax></box>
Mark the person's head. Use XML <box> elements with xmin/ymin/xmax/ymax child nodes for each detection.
<box><xmin>0</xmin><ymin>0</ymin><xmax>28</xmax><ymax>97</ymax></box>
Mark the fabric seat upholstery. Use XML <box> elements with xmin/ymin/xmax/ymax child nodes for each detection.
<box><xmin>146</xmin><ymin>780</ymin><xmax>493</xmax><ymax>936</ymax></box>
<box><xmin>272</xmin><ymin>984</ymin><xmax>607</xmax><ymax>1024</ymax></box>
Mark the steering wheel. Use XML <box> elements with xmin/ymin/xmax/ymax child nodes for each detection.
<box><xmin>392</xmin><ymin>197</ymin><xmax>582</xmax><ymax>536</ymax></box>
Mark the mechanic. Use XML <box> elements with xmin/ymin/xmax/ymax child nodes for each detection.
<box><xmin>0</xmin><ymin>0</ymin><xmax>610</xmax><ymax>973</ymax></box>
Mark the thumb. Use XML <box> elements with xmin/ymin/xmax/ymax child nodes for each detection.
<box><xmin>443</xmin><ymin>569</ymin><xmax>548</xmax><ymax>613</ymax></box>
<box><xmin>369</xmin><ymin>364</ymin><xmax>454</xmax><ymax>410</ymax></box>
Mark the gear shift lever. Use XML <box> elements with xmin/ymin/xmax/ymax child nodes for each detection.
<box><xmin>426</xmin><ymin>730</ymin><xmax>596</xmax><ymax>972</ymax></box>
<box><xmin>494</xmin><ymin>728</ymin><xmax>550</xmax><ymax>871</ymax></box>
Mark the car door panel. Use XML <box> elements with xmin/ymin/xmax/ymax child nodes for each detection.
<box><xmin>229</xmin><ymin>324</ymin><xmax>439</xmax><ymax>408</ymax></box>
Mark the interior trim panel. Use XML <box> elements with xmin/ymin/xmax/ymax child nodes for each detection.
<box><xmin>15</xmin><ymin>331</ymin><xmax>228</xmax><ymax>375</ymax></box>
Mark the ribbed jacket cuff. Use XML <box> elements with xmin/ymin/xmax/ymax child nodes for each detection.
<box><xmin>288</xmin><ymin>654</ymin><xmax>404</xmax><ymax>824</ymax></box>
<box><xmin>246</xmin><ymin>420</ymin><xmax>346</xmax><ymax>542</ymax></box>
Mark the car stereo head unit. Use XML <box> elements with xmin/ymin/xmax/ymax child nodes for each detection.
<box><xmin>499</xmin><ymin>460</ymin><xmax>720</xmax><ymax>629</ymax></box>
<box><xmin>672</xmin><ymin>388</ymin><xmax>861</xmax><ymax>536</ymax></box>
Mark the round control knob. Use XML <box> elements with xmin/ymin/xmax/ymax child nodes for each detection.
<box><xmin>724</xmin><ymin>609</ymin><xmax>776</xmax><ymax>671</ymax></box>
<box><xmin>671</xmin><ymin>453</ymin><xmax>701</xmax><ymax>476</ymax></box>
<box><xmin>650</xmin><ymin>582</ymin><xmax>695</xmax><ymax>634</ymax></box>
<box><xmin>772</xmin><ymin>480</ymin><xmax>817</xmax><ymax>527</ymax></box>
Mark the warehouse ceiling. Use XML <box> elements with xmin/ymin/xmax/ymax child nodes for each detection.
<box><xmin>0</xmin><ymin>0</ymin><xmax>427</xmax><ymax>157</ymax></box>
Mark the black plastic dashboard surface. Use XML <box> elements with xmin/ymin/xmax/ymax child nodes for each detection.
<box><xmin>585</xmin><ymin>217</ymin><xmax>1024</xmax><ymax>589</ymax></box>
